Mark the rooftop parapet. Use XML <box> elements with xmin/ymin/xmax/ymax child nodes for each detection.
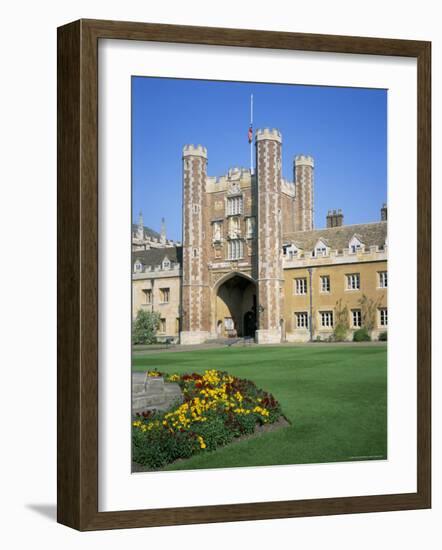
<box><xmin>256</xmin><ymin>128</ymin><xmax>282</xmax><ymax>143</ymax></box>
<box><xmin>183</xmin><ymin>144</ymin><xmax>208</xmax><ymax>159</ymax></box>
<box><xmin>294</xmin><ymin>154</ymin><xmax>314</xmax><ymax>167</ymax></box>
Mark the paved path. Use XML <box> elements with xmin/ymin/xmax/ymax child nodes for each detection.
<box><xmin>132</xmin><ymin>340</ymin><xmax>386</xmax><ymax>356</ymax></box>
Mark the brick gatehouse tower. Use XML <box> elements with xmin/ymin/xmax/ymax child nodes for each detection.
<box><xmin>180</xmin><ymin>128</ymin><xmax>314</xmax><ymax>345</ymax></box>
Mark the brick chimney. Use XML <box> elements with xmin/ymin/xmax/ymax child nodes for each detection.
<box><xmin>326</xmin><ymin>209</ymin><xmax>344</xmax><ymax>228</ymax></box>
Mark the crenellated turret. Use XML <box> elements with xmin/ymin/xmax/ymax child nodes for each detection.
<box><xmin>254</xmin><ymin>128</ymin><xmax>284</xmax><ymax>344</ymax></box>
<box><xmin>180</xmin><ymin>144</ymin><xmax>211</xmax><ymax>344</ymax></box>
<box><xmin>294</xmin><ymin>154</ymin><xmax>314</xmax><ymax>231</ymax></box>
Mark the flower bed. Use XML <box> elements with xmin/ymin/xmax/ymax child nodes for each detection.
<box><xmin>132</xmin><ymin>369</ymin><xmax>283</xmax><ymax>470</ymax></box>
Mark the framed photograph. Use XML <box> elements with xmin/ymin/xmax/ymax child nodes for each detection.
<box><xmin>57</xmin><ymin>19</ymin><xmax>431</xmax><ymax>530</ymax></box>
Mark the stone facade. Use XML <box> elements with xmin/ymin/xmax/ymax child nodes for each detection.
<box><xmin>283</xmin><ymin>246</ymin><xmax>388</xmax><ymax>342</ymax></box>
<box><xmin>132</xmin><ymin>127</ymin><xmax>388</xmax><ymax>345</ymax></box>
<box><xmin>132</xmin><ymin>247</ymin><xmax>181</xmax><ymax>342</ymax></box>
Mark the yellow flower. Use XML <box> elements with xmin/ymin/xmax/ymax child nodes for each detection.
<box><xmin>197</xmin><ymin>436</ymin><xmax>207</xmax><ymax>449</ymax></box>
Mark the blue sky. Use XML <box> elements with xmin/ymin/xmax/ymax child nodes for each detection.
<box><xmin>132</xmin><ymin>77</ymin><xmax>387</xmax><ymax>241</ymax></box>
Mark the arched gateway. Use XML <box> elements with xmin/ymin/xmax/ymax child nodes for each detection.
<box><xmin>214</xmin><ymin>273</ymin><xmax>257</xmax><ymax>338</ymax></box>
<box><xmin>180</xmin><ymin>131</ymin><xmax>289</xmax><ymax>345</ymax></box>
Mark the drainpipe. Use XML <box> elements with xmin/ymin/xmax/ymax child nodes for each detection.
<box><xmin>307</xmin><ymin>267</ymin><xmax>313</xmax><ymax>342</ymax></box>
<box><xmin>151</xmin><ymin>278</ymin><xmax>154</xmax><ymax>313</ymax></box>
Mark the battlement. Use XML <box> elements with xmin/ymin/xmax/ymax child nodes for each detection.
<box><xmin>281</xmin><ymin>178</ymin><xmax>295</xmax><ymax>197</ymax></box>
<box><xmin>294</xmin><ymin>154</ymin><xmax>314</xmax><ymax>167</ymax></box>
<box><xmin>283</xmin><ymin>244</ymin><xmax>388</xmax><ymax>268</ymax></box>
<box><xmin>256</xmin><ymin>128</ymin><xmax>282</xmax><ymax>143</ymax></box>
<box><xmin>206</xmin><ymin>167</ymin><xmax>253</xmax><ymax>193</ymax></box>
<box><xmin>183</xmin><ymin>144</ymin><xmax>208</xmax><ymax>158</ymax></box>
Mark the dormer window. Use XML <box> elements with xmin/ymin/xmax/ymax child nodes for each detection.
<box><xmin>283</xmin><ymin>244</ymin><xmax>299</xmax><ymax>259</ymax></box>
<box><xmin>349</xmin><ymin>235</ymin><xmax>364</xmax><ymax>254</ymax></box>
<box><xmin>162</xmin><ymin>257</ymin><xmax>171</xmax><ymax>270</ymax></box>
<box><xmin>134</xmin><ymin>261</ymin><xmax>143</xmax><ymax>273</ymax></box>
<box><xmin>314</xmin><ymin>239</ymin><xmax>328</xmax><ymax>257</ymax></box>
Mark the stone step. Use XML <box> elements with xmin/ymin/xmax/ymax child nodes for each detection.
<box><xmin>131</xmin><ymin>375</ymin><xmax>183</xmax><ymax>415</ymax></box>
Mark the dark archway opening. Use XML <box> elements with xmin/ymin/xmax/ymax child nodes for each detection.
<box><xmin>216</xmin><ymin>275</ymin><xmax>256</xmax><ymax>338</ymax></box>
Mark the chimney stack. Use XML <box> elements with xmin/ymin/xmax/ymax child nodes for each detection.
<box><xmin>381</xmin><ymin>203</ymin><xmax>387</xmax><ymax>221</ymax></box>
<box><xmin>326</xmin><ymin>209</ymin><xmax>344</xmax><ymax>228</ymax></box>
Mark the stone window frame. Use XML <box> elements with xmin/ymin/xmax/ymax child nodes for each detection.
<box><xmin>134</xmin><ymin>261</ymin><xmax>143</xmax><ymax>273</ymax></box>
<box><xmin>351</xmin><ymin>309</ymin><xmax>362</xmax><ymax>328</ymax></box>
<box><xmin>378</xmin><ymin>270</ymin><xmax>388</xmax><ymax>288</ymax></box>
<box><xmin>142</xmin><ymin>288</ymin><xmax>152</xmax><ymax>305</ymax></box>
<box><xmin>379</xmin><ymin>307</ymin><xmax>388</xmax><ymax>327</ymax></box>
<box><xmin>319</xmin><ymin>310</ymin><xmax>334</xmax><ymax>328</ymax></box>
<box><xmin>346</xmin><ymin>272</ymin><xmax>361</xmax><ymax>291</ymax></box>
<box><xmin>159</xmin><ymin>318</ymin><xmax>167</xmax><ymax>333</ymax></box>
<box><xmin>226</xmin><ymin>195</ymin><xmax>243</xmax><ymax>216</ymax></box>
<box><xmin>294</xmin><ymin>277</ymin><xmax>308</xmax><ymax>295</ymax></box>
<box><xmin>227</xmin><ymin>238</ymin><xmax>244</xmax><ymax>260</ymax></box>
<box><xmin>159</xmin><ymin>287</ymin><xmax>170</xmax><ymax>304</ymax></box>
<box><xmin>320</xmin><ymin>275</ymin><xmax>331</xmax><ymax>293</ymax></box>
<box><xmin>295</xmin><ymin>311</ymin><xmax>309</xmax><ymax>329</ymax></box>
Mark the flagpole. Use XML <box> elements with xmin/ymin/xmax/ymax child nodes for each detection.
<box><xmin>250</xmin><ymin>94</ymin><xmax>254</xmax><ymax>175</ymax></box>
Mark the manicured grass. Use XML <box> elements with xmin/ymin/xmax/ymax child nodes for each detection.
<box><xmin>132</xmin><ymin>344</ymin><xmax>387</xmax><ymax>470</ymax></box>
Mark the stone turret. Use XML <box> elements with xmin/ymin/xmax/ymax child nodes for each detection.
<box><xmin>255</xmin><ymin>128</ymin><xmax>283</xmax><ymax>344</ymax></box>
<box><xmin>137</xmin><ymin>210</ymin><xmax>144</xmax><ymax>240</ymax></box>
<box><xmin>294</xmin><ymin>154</ymin><xmax>314</xmax><ymax>231</ymax></box>
<box><xmin>160</xmin><ymin>217</ymin><xmax>167</xmax><ymax>244</ymax></box>
<box><xmin>180</xmin><ymin>144</ymin><xmax>211</xmax><ymax>344</ymax></box>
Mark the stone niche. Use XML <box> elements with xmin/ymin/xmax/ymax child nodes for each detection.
<box><xmin>132</xmin><ymin>373</ymin><xmax>183</xmax><ymax>415</ymax></box>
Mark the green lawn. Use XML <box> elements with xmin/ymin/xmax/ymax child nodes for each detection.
<box><xmin>132</xmin><ymin>344</ymin><xmax>387</xmax><ymax>471</ymax></box>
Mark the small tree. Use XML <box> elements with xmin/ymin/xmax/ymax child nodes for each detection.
<box><xmin>358</xmin><ymin>294</ymin><xmax>382</xmax><ymax>335</ymax></box>
<box><xmin>132</xmin><ymin>309</ymin><xmax>161</xmax><ymax>345</ymax></box>
<box><xmin>333</xmin><ymin>298</ymin><xmax>350</xmax><ymax>341</ymax></box>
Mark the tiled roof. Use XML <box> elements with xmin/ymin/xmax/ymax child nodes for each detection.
<box><xmin>132</xmin><ymin>246</ymin><xmax>182</xmax><ymax>268</ymax></box>
<box><xmin>284</xmin><ymin>221</ymin><xmax>387</xmax><ymax>251</ymax></box>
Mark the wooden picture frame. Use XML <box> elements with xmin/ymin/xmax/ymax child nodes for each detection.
<box><xmin>57</xmin><ymin>19</ymin><xmax>431</xmax><ymax>530</ymax></box>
